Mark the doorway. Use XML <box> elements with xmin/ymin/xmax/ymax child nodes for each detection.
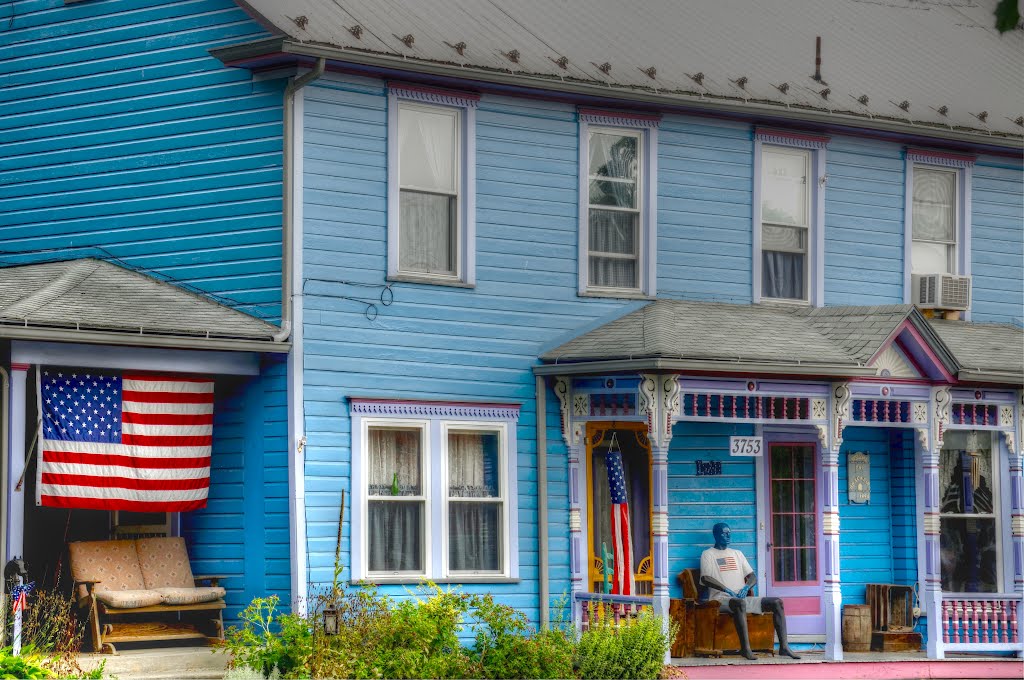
<box><xmin>763</xmin><ymin>440</ymin><xmax>824</xmax><ymax>635</ymax></box>
<box><xmin>585</xmin><ymin>422</ymin><xmax>653</xmax><ymax>595</ymax></box>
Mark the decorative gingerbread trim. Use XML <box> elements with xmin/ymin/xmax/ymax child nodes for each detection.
<box><xmin>388</xmin><ymin>82</ymin><xmax>480</xmax><ymax>108</ymax></box>
<box><xmin>554</xmin><ymin>377</ymin><xmax>572</xmax><ymax>447</ymax></box>
<box><xmin>906</xmin><ymin>148</ymin><xmax>976</xmax><ymax>168</ymax></box>
<box><xmin>916</xmin><ymin>427</ymin><xmax>929</xmax><ymax>454</ymax></box>
<box><xmin>755</xmin><ymin>127</ymin><xmax>830</xmax><ymax>149</ymax></box>
<box><xmin>659</xmin><ymin>375</ymin><xmax>681</xmax><ymax>450</ymax></box>
<box><xmin>1002</xmin><ymin>431</ymin><xmax>1017</xmax><ymax>457</ymax></box>
<box><xmin>831</xmin><ymin>382</ymin><xmax>851</xmax><ymax>452</ymax></box>
<box><xmin>816</xmin><ymin>425</ymin><xmax>829</xmax><ymax>449</ymax></box>
<box><xmin>349</xmin><ymin>398</ymin><xmax>518</xmax><ymax>420</ymax></box>
<box><xmin>578</xmin><ymin>107</ymin><xmax>661</xmax><ymax>129</ymax></box>
<box><xmin>932</xmin><ymin>387</ymin><xmax>951</xmax><ymax>452</ymax></box>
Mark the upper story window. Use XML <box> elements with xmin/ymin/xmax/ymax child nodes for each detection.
<box><xmin>578</xmin><ymin>109</ymin><xmax>659</xmax><ymax>297</ymax></box>
<box><xmin>350</xmin><ymin>399</ymin><xmax>520</xmax><ymax>582</ymax></box>
<box><xmin>387</xmin><ymin>85</ymin><xmax>479</xmax><ymax>286</ymax></box>
<box><xmin>753</xmin><ymin>129</ymin><xmax>829</xmax><ymax>306</ymax></box>
<box><xmin>904</xmin><ymin>149</ymin><xmax>975</xmax><ymax>284</ymax></box>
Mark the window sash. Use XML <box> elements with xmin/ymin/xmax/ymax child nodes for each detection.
<box><xmin>760</xmin><ymin>146</ymin><xmax>812</xmax><ymax>302</ymax></box>
<box><xmin>445</xmin><ymin>426</ymin><xmax>506</xmax><ymax>574</ymax></box>
<box><xmin>587</xmin><ymin>127</ymin><xmax>644</xmax><ymax>291</ymax></box>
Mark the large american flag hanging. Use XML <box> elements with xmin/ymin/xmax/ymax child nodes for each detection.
<box><xmin>605</xmin><ymin>434</ymin><xmax>634</xmax><ymax>596</ymax></box>
<box><xmin>37</xmin><ymin>368</ymin><xmax>214</xmax><ymax>512</ymax></box>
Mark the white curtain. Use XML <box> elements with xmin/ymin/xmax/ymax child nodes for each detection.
<box><xmin>449</xmin><ymin>432</ymin><xmax>500</xmax><ymax>571</ymax></box>
<box><xmin>367</xmin><ymin>428</ymin><xmax>423</xmax><ymax>572</ymax></box>
<box><xmin>912</xmin><ymin>168</ymin><xmax>955</xmax><ymax>273</ymax></box>
<box><xmin>589</xmin><ymin>133</ymin><xmax>639</xmax><ymax>288</ymax></box>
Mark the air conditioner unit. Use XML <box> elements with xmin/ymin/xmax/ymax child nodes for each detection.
<box><xmin>912</xmin><ymin>273</ymin><xmax>971</xmax><ymax>311</ymax></box>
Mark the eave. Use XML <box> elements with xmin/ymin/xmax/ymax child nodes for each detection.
<box><xmin>211</xmin><ymin>38</ymin><xmax>1024</xmax><ymax>154</ymax></box>
<box><xmin>532</xmin><ymin>357</ymin><xmax>879</xmax><ymax>379</ymax></box>
<box><xmin>0</xmin><ymin>324</ymin><xmax>289</xmax><ymax>354</ymax></box>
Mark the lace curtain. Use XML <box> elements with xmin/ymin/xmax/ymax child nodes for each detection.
<box><xmin>449</xmin><ymin>432</ymin><xmax>501</xmax><ymax>572</ymax></box>
<box><xmin>367</xmin><ymin>428</ymin><xmax>423</xmax><ymax>572</ymax></box>
<box><xmin>588</xmin><ymin>132</ymin><xmax>639</xmax><ymax>288</ymax></box>
<box><xmin>912</xmin><ymin>167</ymin><xmax>956</xmax><ymax>273</ymax></box>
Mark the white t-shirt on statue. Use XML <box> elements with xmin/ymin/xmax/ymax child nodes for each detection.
<box><xmin>700</xmin><ymin>546</ymin><xmax>759</xmax><ymax>611</ymax></box>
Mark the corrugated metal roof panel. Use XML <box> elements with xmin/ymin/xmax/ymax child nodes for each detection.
<box><xmin>239</xmin><ymin>0</ymin><xmax>1023</xmax><ymax>137</ymax></box>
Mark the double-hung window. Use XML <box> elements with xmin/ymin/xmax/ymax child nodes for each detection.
<box><xmin>351</xmin><ymin>399</ymin><xmax>519</xmax><ymax>581</ymax></box>
<box><xmin>754</xmin><ymin>129</ymin><xmax>828</xmax><ymax>306</ymax></box>
<box><xmin>388</xmin><ymin>85</ymin><xmax>478</xmax><ymax>285</ymax></box>
<box><xmin>904</xmin><ymin>149</ymin><xmax>974</xmax><ymax>290</ymax></box>
<box><xmin>578</xmin><ymin>109</ymin><xmax>659</xmax><ymax>297</ymax></box>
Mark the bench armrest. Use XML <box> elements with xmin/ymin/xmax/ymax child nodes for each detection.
<box><xmin>73</xmin><ymin>580</ymin><xmax>102</xmax><ymax>607</ymax></box>
<box><xmin>193</xmin><ymin>575</ymin><xmax>225</xmax><ymax>587</ymax></box>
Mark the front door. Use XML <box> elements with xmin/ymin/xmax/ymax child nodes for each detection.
<box><xmin>764</xmin><ymin>442</ymin><xmax>824</xmax><ymax>635</ymax></box>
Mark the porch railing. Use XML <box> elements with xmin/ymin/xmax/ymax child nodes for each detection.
<box><xmin>574</xmin><ymin>592</ymin><xmax>653</xmax><ymax>632</ymax></box>
<box><xmin>941</xmin><ymin>594</ymin><xmax>1022</xmax><ymax>652</ymax></box>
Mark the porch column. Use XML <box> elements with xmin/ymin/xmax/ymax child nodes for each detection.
<box><xmin>5</xmin><ymin>364</ymin><xmax>28</xmax><ymax>561</ymax></box>
<box><xmin>1011</xmin><ymin>390</ymin><xmax>1024</xmax><ymax>596</ymax></box>
<box><xmin>822</xmin><ymin>446</ymin><xmax>843</xmax><ymax>661</ymax></box>
<box><xmin>922</xmin><ymin>387</ymin><xmax>950</xmax><ymax>659</ymax></box>
<box><xmin>651</xmin><ymin>443</ymin><xmax>669</xmax><ymax>638</ymax></box>
<box><xmin>555</xmin><ymin>377</ymin><xmax>587</xmax><ymax>627</ymax></box>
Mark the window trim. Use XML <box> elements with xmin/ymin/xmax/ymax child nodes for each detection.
<box><xmin>387</xmin><ymin>85</ymin><xmax>478</xmax><ymax>286</ymax></box>
<box><xmin>578</xmin><ymin>109</ymin><xmax>659</xmax><ymax>298</ymax></box>
<box><xmin>903</xmin><ymin>149</ymin><xmax>975</xmax><ymax>306</ymax></box>
<box><xmin>752</xmin><ymin>129</ymin><xmax>828</xmax><ymax>307</ymax></box>
<box><xmin>350</xmin><ymin>399</ymin><xmax>519</xmax><ymax>583</ymax></box>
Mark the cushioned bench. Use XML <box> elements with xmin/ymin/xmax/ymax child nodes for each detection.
<box><xmin>69</xmin><ymin>537</ymin><xmax>226</xmax><ymax>653</ymax></box>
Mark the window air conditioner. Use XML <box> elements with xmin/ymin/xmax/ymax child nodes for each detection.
<box><xmin>912</xmin><ymin>273</ymin><xmax>971</xmax><ymax>311</ymax></box>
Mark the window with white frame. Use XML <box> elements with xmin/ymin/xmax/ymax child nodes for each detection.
<box><xmin>388</xmin><ymin>86</ymin><xmax>477</xmax><ymax>285</ymax></box>
<box><xmin>938</xmin><ymin>430</ymin><xmax>1000</xmax><ymax>593</ymax></box>
<box><xmin>911</xmin><ymin>165</ymin><xmax>958</xmax><ymax>274</ymax></box>
<box><xmin>579</xmin><ymin>110</ymin><xmax>658</xmax><ymax>296</ymax></box>
<box><xmin>351</xmin><ymin>399</ymin><xmax>519</xmax><ymax>581</ymax></box>
<box><xmin>754</xmin><ymin>130</ymin><xmax>827</xmax><ymax>305</ymax></box>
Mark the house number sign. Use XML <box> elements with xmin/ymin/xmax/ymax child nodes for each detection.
<box><xmin>729</xmin><ymin>436</ymin><xmax>763</xmax><ymax>456</ymax></box>
<box><xmin>848</xmin><ymin>451</ymin><xmax>870</xmax><ymax>504</ymax></box>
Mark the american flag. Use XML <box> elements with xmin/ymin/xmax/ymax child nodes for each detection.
<box><xmin>716</xmin><ymin>556</ymin><xmax>739</xmax><ymax>572</ymax></box>
<box><xmin>36</xmin><ymin>368</ymin><xmax>214</xmax><ymax>511</ymax></box>
<box><xmin>605</xmin><ymin>435</ymin><xmax>634</xmax><ymax>596</ymax></box>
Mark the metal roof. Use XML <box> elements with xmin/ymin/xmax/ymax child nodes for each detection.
<box><xmin>0</xmin><ymin>259</ymin><xmax>286</xmax><ymax>352</ymax></box>
<box><xmin>929</xmin><ymin>318</ymin><xmax>1024</xmax><ymax>382</ymax></box>
<box><xmin>234</xmin><ymin>0</ymin><xmax>1024</xmax><ymax>143</ymax></box>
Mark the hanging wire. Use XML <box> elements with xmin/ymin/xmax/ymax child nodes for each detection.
<box><xmin>302</xmin><ymin>278</ymin><xmax>394</xmax><ymax>321</ymax></box>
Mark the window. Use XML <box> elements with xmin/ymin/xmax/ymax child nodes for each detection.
<box><xmin>753</xmin><ymin>129</ymin><xmax>828</xmax><ymax>305</ymax></box>
<box><xmin>938</xmin><ymin>430</ymin><xmax>999</xmax><ymax>593</ymax></box>
<box><xmin>578</xmin><ymin>109</ymin><xmax>658</xmax><ymax>296</ymax></box>
<box><xmin>387</xmin><ymin>86</ymin><xmax>478</xmax><ymax>285</ymax></box>
<box><xmin>350</xmin><ymin>399</ymin><xmax>519</xmax><ymax>581</ymax></box>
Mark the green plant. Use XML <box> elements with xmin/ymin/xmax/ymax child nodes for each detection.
<box><xmin>0</xmin><ymin>646</ymin><xmax>53</xmax><ymax>679</ymax></box>
<box><xmin>222</xmin><ymin>596</ymin><xmax>312</xmax><ymax>679</ymax></box>
<box><xmin>470</xmin><ymin>594</ymin><xmax>574</xmax><ymax>680</ymax></box>
<box><xmin>4</xmin><ymin>586</ymin><xmax>91</xmax><ymax>678</ymax></box>
<box><xmin>575</xmin><ymin>610</ymin><xmax>673</xmax><ymax>680</ymax></box>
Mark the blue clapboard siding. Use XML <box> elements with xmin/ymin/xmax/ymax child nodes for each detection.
<box><xmin>183</xmin><ymin>356</ymin><xmax>291</xmax><ymax>620</ymax></box>
<box><xmin>838</xmin><ymin>427</ymin><xmax>894</xmax><ymax>604</ymax></box>
<box><xmin>824</xmin><ymin>136</ymin><xmax>906</xmax><ymax>306</ymax></box>
<box><xmin>0</xmin><ymin>0</ymin><xmax>283</xmax><ymax>320</ymax></box>
<box><xmin>666</xmin><ymin>422</ymin><xmax>758</xmax><ymax>599</ymax></box>
<box><xmin>658</xmin><ymin>118</ymin><xmax>754</xmax><ymax>303</ymax></box>
<box><xmin>970</xmin><ymin>157</ymin><xmax>1024</xmax><ymax>325</ymax></box>
<box><xmin>889</xmin><ymin>430</ymin><xmax>918</xmax><ymax>587</ymax></box>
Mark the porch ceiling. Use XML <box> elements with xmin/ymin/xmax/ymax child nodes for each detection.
<box><xmin>0</xmin><ymin>259</ymin><xmax>286</xmax><ymax>353</ymax></box>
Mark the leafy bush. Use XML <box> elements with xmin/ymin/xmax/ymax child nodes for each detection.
<box><xmin>471</xmin><ymin>594</ymin><xmax>574</xmax><ymax>680</ymax></box>
<box><xmin>575</xmin><ymin>610</ymin><xmax>672</xmax><ymax>680</ymax></box>
<box><xmin>222</xmin><ymin>596</ymin><xmax>312</xmax><ymax>679</ymax></box>
<box><xmin>0</xmin><ymin>646</ymin><xmax>53</xmax><ymax>679</ymax></box>
<box><xmin>3</xmin><ymin>586</ymin><xmax>97</xmax><ymax>678</ymax></box>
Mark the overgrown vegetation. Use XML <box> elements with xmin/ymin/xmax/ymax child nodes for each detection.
<box><xmin>1</xmin><ymin>587</ymin><xmax>104</xmax><ymax>679</ymax></box>
<box><xmin>223</xmin><ymin>571</ymin><xmax>672</xmax><ymax>680</ymax></box>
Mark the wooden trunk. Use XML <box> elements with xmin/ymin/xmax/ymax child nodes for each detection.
<box><xmin>842</xmin><ymin>604</ymin><xmax>872</xmax><ymax>652</ymax></box>
<box><xmin>871</xmin><ymin>631</ymin><xmax>923</xmax><ymax>652</ymax></box>
<box><xmin>693</xmin><ymin>604</ymin><xmax>775</xmax><ymax>657</ymax></box>
<box><xmin>669</xmin><ymin>598</ymin><xmax>696</xmax><ymax>657</ymax></box>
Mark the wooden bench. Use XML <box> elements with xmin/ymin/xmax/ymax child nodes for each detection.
<box><xmin>69</xmin><ymin>537</ymin><xmax>226</xmax><ymax>653</ymax></box>
<box><xmin>679</xmin><ymin>568</ymin><xmax>775</xmax><ymax>657</ymax></box>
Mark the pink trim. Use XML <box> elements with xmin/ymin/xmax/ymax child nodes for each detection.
<box><xmin>782</xmin><ymin>596</ymin><xmax>821</xmax><ymax>615</ymax></box>
<box><xmin>674</xmin><ymin>660</ymin><xmax>1023</xmax><ymax>679</ymax></box>
<box><xmin>386</xmin><ymin>81</ymin><xmax>481</xmax><ymax>101</ymax></box>
<box><xmin>577</xmin><ymin>107</ymin><xmax>662</xmax><ymax>123</ymax></box>
<box><xmin>767</xmin><ymin>442</ymin><xmax>819</xmax><ymax>589</ymax></box>
<box><xmin>906</xmin><ymin>147</ymin><xmax>977</xmax><ymax>164</ymax></box>
<box><xmin>867</xmin><ymin>319</ymin><xmax>956</xmax><ymax>383</ymax></box>
<box><xmin>755</xmin><ymin>127</ymin><xmax>831</xmax><ymax>145</ymax></box>
<box><xmin>349</xmin><ymin>397</ymin><xmax>519</xmax><ymax>409</ymax></box>
<box><xmin>10</xmin><ymin>363</ymin><xmax>29</xmax><ymax>372</ymax></box>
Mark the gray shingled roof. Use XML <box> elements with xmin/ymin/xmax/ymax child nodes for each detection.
<box><xmin>795</xmin><ymin>304</ymin><xmax>915</xmax><ymax>364</ymax></box>
<box><xmin>0</xmin><ymin>259</ymin><xmax>281</xmax><ymax>341</ymax></box>
<box><xmin>540</xmin><ymin>300</ymin><xmax>862</xmax><ymax>367</ymax></box>
<box><xmin>230</xmin><ymin>0</ymin><xmax>1023</xmax><ymax>142</ymax></box>
<box><xmin>929</xmin><ymin>319</ymin><xmax>1024</xmax><ymax>379</ymax></box>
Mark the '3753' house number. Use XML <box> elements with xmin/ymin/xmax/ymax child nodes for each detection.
<box><xmin>848</xmin><ymin>451</ymin><xmax>870</xmax><ymax>504</ymax></box>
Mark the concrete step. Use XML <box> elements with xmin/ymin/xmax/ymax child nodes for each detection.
<box><xmin>78</xmin><ymin>643</ymin><xmax>227</xmax><ymax>680</ymax></box>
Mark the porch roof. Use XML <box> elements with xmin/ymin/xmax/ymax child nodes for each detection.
<box><xmin>929</xmin><ymin>319</ymin><xmax>1024</xmax><ymax>385</ymax></box>
<box><xmin>0</xmin><ymin>259</ymin><xmax>287</xmax><ymax>353</ymax></box>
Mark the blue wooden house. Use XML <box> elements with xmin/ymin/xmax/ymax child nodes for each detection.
<box><xmin>0</xmin><ymin>0</ymin><xmax>297</xmax><ymax>633</ymax></box>
<box><xmin>210</xmin><ymin>0</ymin><xmax>1024</xmax><ymax>665</ymax></box>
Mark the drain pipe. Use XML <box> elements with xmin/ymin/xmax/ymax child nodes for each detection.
<box><xmin>0</xmin><ymin>367</ymin><xmax>9</xmax><ymax>644</ymax></box>
<box><xmin>536</xmin><ymin>375</ymin><xmax>549</xmax><ymax>627</ymax></box>
<box><xmin>283</xmin><ymin>58</ymin><xmax>325</xmax><ymax>616</ymax></box>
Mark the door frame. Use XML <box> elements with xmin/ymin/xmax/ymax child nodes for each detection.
<box><xmin>584</xmin><ymin>421</ymin><xmax>653</xmax><ymax>594</ymax></box>
<box><xmin>756</xmin><ymin>427</ymin><xmax>825</xmax><ymax>636</ymax></box>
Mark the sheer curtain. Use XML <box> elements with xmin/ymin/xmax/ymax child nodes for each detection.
<box><xmin>399</xmin><ymin>104</ymin><xmax>458</xmax><ymax>275</ymax></box>
<box><xmin>912</xmin><ymin>168</ymin><xmax>956</xmax><ymax>273</ymax></box>
<box><xmin>761</xmin><ymin>149</ymin><xmax>808</xmax><ymax>299</ymax></box>
<box><xmin>589</xmin><ymin>133</ymin><xmax>639</xmax><ymax>288</ymax></box>
<box><xmin>368</xmin><ymin>428</ymin><xmax>423</xmax><ymax>572</ymax></box>
<box><xmin>449</xmin><ymin>432</ymin><xmax>500</xmax><ymax>572</ymax></box>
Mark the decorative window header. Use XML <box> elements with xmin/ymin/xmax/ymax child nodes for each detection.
<box><xmin>388</xmin><ymin>82</ymin><xmax>480</xmax><ymax>108</ymax></box>
<box><xmin>755</xmin><ymin>127</ymin><xmax>830</xmax><ymax>149</ymax></box>
<box><xmin>906</xmin><ymin>148</ymin><xmax>976</xmax><ymax>168</ymax></box>
<box><xmin>578</xmin><ymin>107</ymin><xmax>661</xmax><ymax>129</ymax></box>
<box><xmin>349</xmin><ymin>398</ymin><xmax>519</xmax><ymax>421</ymax></box>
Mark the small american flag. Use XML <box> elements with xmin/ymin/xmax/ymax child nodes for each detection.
<box><xmin>37</xmin><ymin>368</ymin><xmax>214</xmax><ymax>511</ymax></box>
<box><xmin>716</xmin><ymin>556</ymin><xmax>739</xmax><ymax>572</ymax></box>
<box><xmin>605</xmin><ymin>433</ymin><xmax>634</xmax><ymax>596</ymax></box>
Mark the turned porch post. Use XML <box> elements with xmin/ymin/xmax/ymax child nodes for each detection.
<box><xmin>823</xmin><ymin>383</ymin><xmax>849</xmax><ymax>660</ymax></box>
<box><xmin>1011</xmin><ymin>391</ymin><xmax>1023</xmax><ymax>597</ymax></box>
<box><xmin>921</xmin><ymin>387</ymin><xmax>950</xmax><ymax>659</ymax></box>
<box><xmin>554</xmin><ymin>377</ymin><xmax>587</xmax><ymax>627</ymax></box>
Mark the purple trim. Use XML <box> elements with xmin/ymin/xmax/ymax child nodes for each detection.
<box><xmin>578</xmin><ymin>107</ymin><xmax>661</xmax><ymax>128</ymax></box>
<box><xmin>349</xmin><ymin>398</ymin><xmax>520</xmax><ymax>420</ymax></box>
<box><xmin>906</xmin><ymin>147</ymin><xmax>976</xmax><ymax>168</ymax></box>
<box><xmin>388</xmin><ymin>81</ymin><xmax>481</xmax><ymax>107</ymax></box>
<box><xmin>755</xmin><ymin>127</ymin><xmax>830</xmax><ymax>149</ymax></box>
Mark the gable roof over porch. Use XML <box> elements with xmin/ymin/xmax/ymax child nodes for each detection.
<box><xmin>0</xmin><ymin>259</ymin><xmax>287</xmax><ymax>353</ymax></box>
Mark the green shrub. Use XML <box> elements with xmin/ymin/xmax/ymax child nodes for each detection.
<box><xmin>470</xmin><ymin>594</ymin><xmax>574</xmax><ymax>680</ymax></box>
<box><xmin>0</xmin><ymin>646</ymin><xmax>53</xmax><ymax>679</ymax></box>
<box><xmin>222</xmin><ymin>596</ymin><xmax>312</xmax><ymax>679</ymax></box>
<box><xmin>575</xmin><ymin>610</ymin><xmax>672</xmax><ymax>680</ymax></box>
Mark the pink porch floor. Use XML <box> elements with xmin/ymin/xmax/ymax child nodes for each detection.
<box><xmin>671</xmin><ymin>650</ymin><xmax>1023</xmax><ymax>679</ymax></box>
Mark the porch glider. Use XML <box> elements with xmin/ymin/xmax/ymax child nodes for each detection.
<box><xmin>0</xmin><ymin>258</ymin><xmax>286</xmax><ymax>353</ymax></box>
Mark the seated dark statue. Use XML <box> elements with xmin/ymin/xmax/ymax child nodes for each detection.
<box><xmin>699</xmin><ymin>522</ymin><xmax>800</xmax><ymax>660</ymax></box>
